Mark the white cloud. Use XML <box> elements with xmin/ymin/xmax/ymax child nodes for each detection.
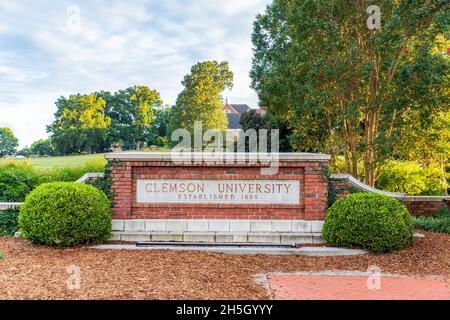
<box><xmin>0</xmin><ymin>64</ymin><xmax>48</xmax><ymax>83</ymax></box>
<box><xmin>0</xmin><ymin>23</ymin><xmax>8</xmax><ymax>33</ymax></box>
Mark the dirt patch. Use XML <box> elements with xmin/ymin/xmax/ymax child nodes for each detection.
<box><xmin>0</xmin><ymin>230</ymin><xmax>449</xmax><ymax>300</ymax></box>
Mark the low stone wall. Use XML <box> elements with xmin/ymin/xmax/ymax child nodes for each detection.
<box><xmin>75</xmin><ymin>172</ymin><xmax>105</xmax><ymax>183</ymax></box>
<box><xmin>0</xmin><ymin>203</ymin><xmax>23</xmax><ymax>211</ymax></box>
<box><xmin>330</xmin><ymin>174</ymin><xmax>449</xmax><ymax>216</ymax></box>
<box><xmin>403</xmin><ymin>197</ymin><xmax>449</xmax><ymax>217</ymax></box>
<box><xmin>329</xmin><ymin>174</ymin><xmax>405</xmax><ymax>199</ymax></box>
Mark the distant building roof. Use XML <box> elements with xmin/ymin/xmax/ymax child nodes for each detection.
<box><xmin>222</xmin><ymin>104</ymin><xmax>253</xmax><ymax>130</ymax></box>
<box><xmin>229</xmin><ymin>104</ymin><xmax>251</xmax><ymax>114</ymax></box>
<box><xmin>226</xmin><ymin>113</ymin><xmax>241</xmax><ymax>130</ymax></box>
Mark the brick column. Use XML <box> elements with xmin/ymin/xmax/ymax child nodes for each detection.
<box><xmin>111</xmin><ymin>161</ymin><xmax>133</xmax><ymax>219</ymax></box>
<box><xmin>303</xmin><ymin>162</ymin><xmax>328</xmax><ymax>220</ymax></box>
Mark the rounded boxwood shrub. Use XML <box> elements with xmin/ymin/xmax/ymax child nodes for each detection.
<box><xmin>322</xmin><ymin>193</ymin><xmax>414</xmax><ymax>253</ymax></box>
<box><xmin>19</xmin><ymin>182</ymin><xmax>111</xmax><ymax>246</ymax></box>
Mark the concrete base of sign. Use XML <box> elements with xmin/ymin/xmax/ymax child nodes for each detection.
<box><xmin>92</xmin><ymin>244</ymin><xmax>367</xmax><ymax>256</ymax></box>
<box><xmin>111</xmin><ymin>231</ymin><xmax>325</xmax><ymax>244</ymax></box>
<box><xmin>111</xmin><ymin>219</ymin><xmax>325</xmax><ymax>244</ymax></box>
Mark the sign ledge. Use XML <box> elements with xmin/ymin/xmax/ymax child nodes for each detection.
<box><xmin>106</xmin><ymin>152</ymin><xmax>331</xmax><ymax>162</ymax></box>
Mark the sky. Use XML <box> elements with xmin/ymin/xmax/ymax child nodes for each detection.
<box><xmin>0</xmin><ymin>0</ymin><xmax>272</xmax><ymax>148</ymax></box>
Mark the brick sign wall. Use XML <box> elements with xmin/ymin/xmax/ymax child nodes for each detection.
<box><xmin>108</xmin><ymin>153</ymin><xmax>330</xmax><ymax>221</ymax></box>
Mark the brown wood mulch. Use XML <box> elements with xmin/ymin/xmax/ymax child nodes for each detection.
<box><xmin>0</xmin><ymin>230</ymin><xmax>449</xmax><ymax>300</ymax></box>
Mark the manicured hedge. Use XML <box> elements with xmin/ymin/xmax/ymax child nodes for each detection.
<box><xmin>19</xmin><ymin>182</ymin><xmax>111</xmax><ymax>246</ymax></box>
<box><xmin>322</xmin><ymin>193</ymin><xmax>414</xmax><ymax>253</ymax></box>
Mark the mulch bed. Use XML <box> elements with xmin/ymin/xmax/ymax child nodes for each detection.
<box><xmin>0</xmin><ymin>230</ymin><xmax>449</xmax><ymax>300</ymax></box>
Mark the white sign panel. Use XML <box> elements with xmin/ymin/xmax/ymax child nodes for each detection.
<box><xmin>136</xmin><ymin>179</ymin><xmax>300</xmax><ymax>205</ymax></box>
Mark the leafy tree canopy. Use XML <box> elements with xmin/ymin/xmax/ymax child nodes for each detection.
<box><xmin>101</xmin><ymin>86</ymin><xmax>163</xmax><ymax>150</ymax></box>
<box><xmin>146</xmin><ymin>106</ymin><xmax>172</xmax><ymax>147</ymax></box>
<box><xmin>169</xmin><ymin>61</ymin><xmax>233</xmax><ymax>138</ymax></box>
<box><xmin>30</xmin><ymin>139</ymin><xmax>55</xmax><ymax>156</ymax></box>
<box><xmin>47</xmin><ymin>93</ymin><xmax>111</xmax><ymax>155</ymax></box>
<box><xmin>251</xmin><ymin>0</ymin><xmax>449</xmax><ymax>186</ymax></box>
<box><xmin>0</xmin><ymin>128</ymin><xmax>19</xmax><ymax>156</ymax></box>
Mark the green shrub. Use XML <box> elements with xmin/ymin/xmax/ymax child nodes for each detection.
<box><xmin>413</xmin><ymin>207</ymin><xmax>450</xmax><ymax>234</ymax></box>
<box><xmin>0</xmin><ymin>251</ymin><xmax>3</xmax><ymax>260</ymax></box>
<box><xmin>322</xmin><ymin>193</ymin><xmax>414</xmax><ymax>253</ymax></box>
<box><xmin>0</xmin><ymin>207</ymin><xmax>20</xmax><ymax>236</ymax></box>
<box><xmin>19</xmin><ymin>182</ymin><xmax>111</xmax><ymax>246</ymax></box>
<box><xmin>0</xmin><ymin>161</ymin><xmax>41</xmax><ymax>202</ymax></box>
<box><xmin>434</xmin><ymin>207</ymin><xmax>450</xmax><ymax>219</ymax></box>
<box><xmin>40</xmin><ymin>158</ymin><xmax>106</xmax><ymax>183</ymax></box>
<box><xmin>376</xmin><ymin>161</ymin><xmax>448</xmax><ymax>196</ymax></box>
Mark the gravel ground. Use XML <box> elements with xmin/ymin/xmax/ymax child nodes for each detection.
<box><xmin>0</xmin><ymin>230</ymin><xmax>449</xmax><ymax>300</ymax></box>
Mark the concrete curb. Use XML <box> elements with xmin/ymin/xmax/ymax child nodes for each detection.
<box><xmin>91</xmin><ymin>244</ymin><xmax>368</xmax><ymax>256</ymax></box>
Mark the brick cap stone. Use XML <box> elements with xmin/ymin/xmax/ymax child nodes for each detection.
<box><xmin>403</xmin><ymin>196</ymin><xmax>450</xmax><ymax>202</ymax></box>
<box><xmin>106</xmin><ymin>152</ymin><xmax>331</xmax><ymax>162</ymax></box>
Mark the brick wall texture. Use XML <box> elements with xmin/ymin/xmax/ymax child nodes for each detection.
<box><xmin>403</xmin><ymin>199</ymin><xmax>449</xmax><ymax>217</ymax></box>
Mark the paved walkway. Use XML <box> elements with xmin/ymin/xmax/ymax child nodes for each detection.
<box><xmin>268</xmin><ymin>272</ymin><xmax>450</xmax><ymax>300</ymax></box>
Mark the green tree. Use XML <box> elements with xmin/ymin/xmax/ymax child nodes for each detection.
<box><xmin>102</xmin><ymin>86</ymin><xmax>163</xmax><ymax>150</ymax></box>
<box><xmin>30</xmin><ymin>139</ymin><xmax>55</xmax><ymax>156</ymax></box>
<box><xmin>17</xmin><ymin>147</ymin><xmax>32</xmax><ymax>157</ymax></box>
<box><xmin>47</xmin><ymin>94</ymin><xmax>111</xmax><ymax>155</ymax></box>
<box><xmin>251</xmin><ymin>0</ymin><xmax>449</xmax><ymax>186</ymax></box>
<box><xmin>169</xmin><ymin>61</ymin><xmax>233</xmax><ymax>141</ymax></box>
<box><xmin>239</xmin><ymin>109</ymin><xmax>292</xmax><ymax>152</ymax></box>
<box><xmin>146</xmin><ymin>107</ymin><xmax>172</xmax><ymax>146</ymax></box>
<box><xmin>239</xmin><ymin>109</ymin><xmax>265</xmax><ymax>132</ymax></box>
<box><xmin>0</xmin><ymin>128</ymin><xmax>19</xmax><ymax>156</ymax></box>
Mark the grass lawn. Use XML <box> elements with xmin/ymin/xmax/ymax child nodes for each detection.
<box><xmin>1</xmin><ymin>154</ymin><xmax>108</xmax><ymax>170</ymax></box>
<box><xmin>1</xmin><ymin>149</ymin><xmax>172</xmax><ymax>170</ymax></box>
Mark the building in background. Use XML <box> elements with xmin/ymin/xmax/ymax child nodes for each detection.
<box><xmin>222</xmin><ymin>103</ymin><xmax>265</xmax><ymax>137</ymax></box>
